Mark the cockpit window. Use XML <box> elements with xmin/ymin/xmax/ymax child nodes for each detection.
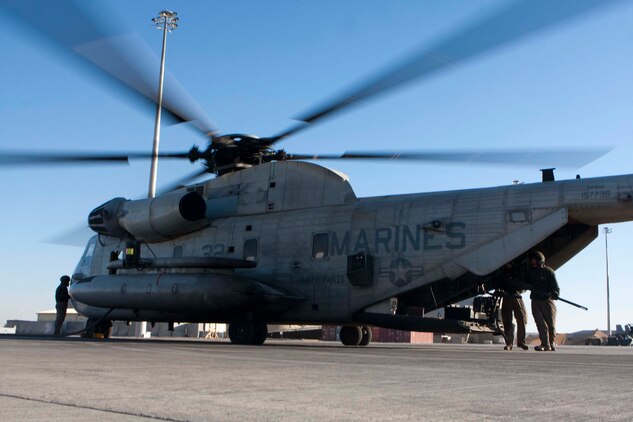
<box><xmin>77</xmin><ymin>237</ymin><xmax>96</xmax><ymax>269</ymax></box>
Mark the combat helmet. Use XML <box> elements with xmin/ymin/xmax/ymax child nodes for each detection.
<box><xmin>530</xmin><ymin>251</ymin><xmax>545</xmax><ymax>265</ymax></box>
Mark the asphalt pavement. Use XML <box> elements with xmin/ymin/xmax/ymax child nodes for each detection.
<box><xmin>0</xmin><ymin>336</ymin><xmax>631</xmax><ymax>421</ymax></box>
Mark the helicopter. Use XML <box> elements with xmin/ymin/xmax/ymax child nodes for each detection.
<box><xmin>2</xmin><ymin>0</ymin><xmax>631</xmax><ymax>345</ymax></box>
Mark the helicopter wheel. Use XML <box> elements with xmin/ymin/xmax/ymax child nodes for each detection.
<box><xmin>252</xmin><ymin>319</ymin><xmax>268</xmax><ymax>345</ymax></box>
<box><xmin>359</xmin><ymin>326</ymin><xmax>372</xmax><ymax>346</ymax></box>
<box><xmin>81</xmin><ymin>318</ymin><xmax>97</xmax><ymax>338</ymax></box>
<box><xmin>340</xmin><ymin>326</ymin><xmax>362</xmax><ymax>346</ymax></box>
<box><xmin>81</xmin><ymin>318</ymin><xmax>112</xmax><ymax>339</ymax></box>
<box><xmin>228</xmin><ymin>317</ymin><xmax>267</xmax><ymax>345</ymax></box>
<box><xmin>96</xmin><ymin>320</ymin><xmax>113</xmax><ymax>339</ymax></box>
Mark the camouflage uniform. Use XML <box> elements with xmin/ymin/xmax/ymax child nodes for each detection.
<box><xmin>54</xmin><ymin>276</ymin><xmax>71</xmax><ymax>336</ymax></box>
<box><xmin>527</xmin><ymin>255</ymin><xmax>559</xmax><ymax>351</ymax></box>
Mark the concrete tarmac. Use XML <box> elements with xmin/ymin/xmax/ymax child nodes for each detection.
<box><xmin>0</xmin><ymin>336</ymin><xmax>631</xmax><ymax>421</ymax></box>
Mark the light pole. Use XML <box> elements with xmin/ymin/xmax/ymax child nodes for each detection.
<box><xmin>148</xmin><ymin>10</ymin><xmax>179</xmax><ymax>199</ymax></box>
<box><xmin>604</xmin><ymin>226</ymin><xmax>612</xmax><ymax>336</ymax></box>
<box><xmin>138</xmin><ymin>11</ymin><xmax>178</xmax><ymax>338</ymax></box>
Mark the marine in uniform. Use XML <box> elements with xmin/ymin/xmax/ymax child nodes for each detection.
<box><xmin>54</xmin><ymin>275</ymin><xmax>71</xmax><ymax>336</ymax></box>
<box><xmin>496</xmin><ymin>263</ymin><xmax>529</xmax><ymax>350</ymax></box>
<box><xmin>526</xmin><ymin>251</ymin><xmax>560</xmax><ymax>351</ymax></box>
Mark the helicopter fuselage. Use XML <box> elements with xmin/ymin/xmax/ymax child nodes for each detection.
<box><xmin>68</xmin><ymin>161</ymin><xmax>633</xmax><ymax>335</ymax></box>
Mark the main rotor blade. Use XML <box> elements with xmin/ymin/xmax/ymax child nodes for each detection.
<box><xmin>286</xmin><ymin>147</ymin><xmax>611</xmax><ymax>168</ymax></box>
<box><xmin>45</xmin><ymin>223</ymin><xmax>94</xmax><ymax>248</ymax></box>
<box><xmin>3</xmin><ymin>1</ymin><xmax>217</xmax><ymax>138</ymax></box>
<box><xmin>270</xmin><ymin>0</ymin><xmax>624</xmax><ymax>143</ymax></box>
<box><xmin>0</xmin><ymin>151</ymin><xmax>191</xmax><ymax>166</ymax></box>
<box><xmin>157</xmin><ymin>168</ymin><xmax>211</xmax><ymax>195</ymax></box>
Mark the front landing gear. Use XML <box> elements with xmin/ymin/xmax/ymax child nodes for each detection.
<box><xmin>340</xmin><ymin>326</ymin><xmax>372</xmax><ymax>346</ymax></box>
<box><xmin>82</xmin><ymin>318</ymin><xmax>112</xmax><ymax>339</ymax></box>
<box><xmin>228</xmin><ymin>317</ymin><xmax>268</xmax><ymax>345</ymax></box>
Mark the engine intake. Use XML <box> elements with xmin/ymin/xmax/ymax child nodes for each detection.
<box><xmin>88</xmin><ymin>191</ymin><xmax>207</xmax><ymax>242</ymax></box>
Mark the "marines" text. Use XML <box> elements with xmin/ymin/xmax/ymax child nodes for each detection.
<box><xmin>330</xmin><ymin>222</ymin><xmax>466</xmax><ymax>256</ymax></box>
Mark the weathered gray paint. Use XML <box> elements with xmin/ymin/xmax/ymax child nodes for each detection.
<box><xmin>71</xmin><ymin>162</ymin><xmax>633</xmax><ymax>325</ymax></box>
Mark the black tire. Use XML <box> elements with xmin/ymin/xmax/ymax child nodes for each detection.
<box><xmin>92</xmin><ymin>320</ymin><xmax>113</xmax><ymax>339</ymax></box>
<box><xmin>101</xmin><ymin>321</ymin><xmax>113</xmax><ymax>339</ymax></box>
<box><xmin>252</xmin><ymin>320</ymin><xmax>268</xmax><ymax>345</ymax></box>
<box><xmin>340</xmin><ymin>326</ymin><xmax>362</xmax><ymax>346</ymax></box>
<box><xmin>82</xmin><ymin>318</ymin><xmax>98</xmax><ymax>338</ymax></box>
<box><xmin>359</xmin><ymin>326</ymin><xmax>372</xmax><ymax>346</ymax></box>
<box><xmin>228</xmin><ymin>320</ymin><xmax>255</xmax><ymax>345</ymax></box>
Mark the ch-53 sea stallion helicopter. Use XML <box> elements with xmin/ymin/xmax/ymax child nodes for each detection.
<box><xmin>2</xmin><ymin>0</ymin><xmax>631</xmax><ymax>345</ymax></box>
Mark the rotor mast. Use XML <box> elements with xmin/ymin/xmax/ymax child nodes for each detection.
<box><xmin>149</xmin><ymin>10</ymin><xmax>178</xmax><ymax>198</ymax></box>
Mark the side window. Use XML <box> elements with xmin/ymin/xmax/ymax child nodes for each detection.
<box><xmin>244</xmin><ymin>239</ymin><xmax>258</xmax><ymax>261</ymax></box>
<box><xmin>312</xmin><ymin>233</ymin><xmax>329</xmax><ymax>260</ymax></box>
<box><xmin>173</xmin><ymin>246</ymin><xmax>183</xmax><ymax>258</ymax></box>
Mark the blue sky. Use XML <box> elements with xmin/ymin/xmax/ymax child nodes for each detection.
<box><xmin>1</xmin><ymin>1</ymin><xmax>632</xmax><ymax>333</ymax></box>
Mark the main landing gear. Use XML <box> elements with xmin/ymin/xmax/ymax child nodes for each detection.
<box><xmin>340</xmin><ymin>325</ymin><xmax>372</xmax><ymax>346</ymax></box>
<box><xmin>228</xmin><ymin>317</ymin><xmax>268</xmax><ymax>345</ymax></box>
